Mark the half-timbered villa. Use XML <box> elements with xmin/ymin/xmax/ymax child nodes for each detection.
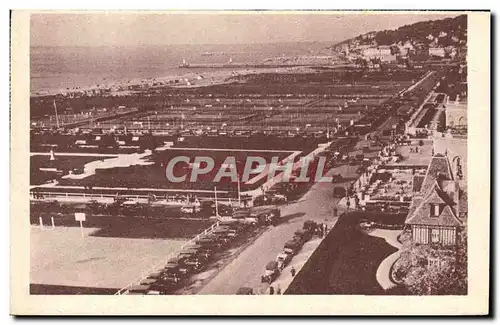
<box><xmin>405</xmin><ymin>153</ymin><xmax>466</xmax><ymax>246</ymax></box>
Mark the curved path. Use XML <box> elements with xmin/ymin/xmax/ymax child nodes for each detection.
<box><xmin>367</xmin><ymin>228</ymin><xmax>402</xmax><ymax>290</ymax></box>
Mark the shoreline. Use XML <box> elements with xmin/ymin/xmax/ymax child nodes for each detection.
<box><xmin>30</xmin><ymin>65</ymin><xmax>319</xmax><ymax>98</ymax></box>
<box><xmin>30</xmin><ymin>50</ymin><xmax>347</xmax><ymax>98</ymax></box>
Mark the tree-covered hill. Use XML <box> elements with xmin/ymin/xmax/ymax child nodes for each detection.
<box><xmin>331</xmin><ymin>14</ymin><xmax>467</xmax><ymax>50</ymax></box>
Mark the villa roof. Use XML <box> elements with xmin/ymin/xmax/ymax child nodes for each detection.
<box><xmin>419</xmin><ymin>154</ymin><xmax>454</xmax><ymax>195</ymax></box>
<box><xmin>413</xmin><ymin>175</ymin><xmax>425</xmax><ymax>192</ymax></box>
<box><xmin>425</xmin><ymin>186</ymin><xmax>448</xmax><ymax>204</ymax></box>
<box><xmin>405</xmin><ymin>154</ymin><xmax>463</xmax><ymax>227</ymax></box>
<box><xmin>405</xmin><ymin>188</ymin><xmax>463</xmax><ymax>227</ymax></box>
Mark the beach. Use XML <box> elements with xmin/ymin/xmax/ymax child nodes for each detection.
<box><xmin>30</xmin><ymin>42</ymin><xmax>332</xmax><ymax>96</ymax></box>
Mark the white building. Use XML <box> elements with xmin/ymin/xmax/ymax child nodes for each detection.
<box><xmin>429</xmin><ymin>47</ymin><xmax>446</xmax><ymax>58</ymax></box>
<box><xmin>362</xmin><ymin>46</ymin><xmax>392</xmax><ymax>59</ymax></box>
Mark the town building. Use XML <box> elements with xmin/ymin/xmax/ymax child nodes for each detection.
<box><xmin>380</xmin><ymin>54</ymin><xmax>397</xmax><ymax>63</ymax></box>
<box><xmin>362</xmin><ymin>46</ymin><xmax>392</xmax><ymax>59</ymax></box>
<box><xmin>429</xmin><ymin>47</ymin><xmax>446</xmax><ymax>58</ymax></box>
<box><xmin>405</xmin><ymin>154</ymin><xmax>466</xmax><ymax>246</ymax></box>
<box><xmin>339</xmin><ymin>43</ymin><xmax>349</xmax><ymax>55</ymax></box>
<box><xmin>403</xmin><ymin>40</ymin><xmax>414</xmax><ymax>51</ymax></box>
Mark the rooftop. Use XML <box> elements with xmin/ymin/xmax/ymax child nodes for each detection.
<box><xmin>405</xmin><ymin>153</ymin><xmax>464</xmax><ymax>227</ymax></box>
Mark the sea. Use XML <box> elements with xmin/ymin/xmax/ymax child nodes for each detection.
<box><xmin>30</xmin><ymin>42</ymin><xmax>330</xmax><ymax>94</ymax></box>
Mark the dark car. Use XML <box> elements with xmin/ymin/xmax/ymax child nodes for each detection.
<box><xmin>303</xmin><ymin>220</ymin><xmax>318</xmax><ymax>233</ymax></box>
<box><xmin>186</xmin><ymin>244</ymin><xmax>214</xmax><ymax>259</ymax></box>
<box><xmin>147</xmin><ymin>271</ymin><xmax>162</xmax><ymax>280</ymax></box>
<box><xmin>127</xmin><ymin>284</ymin><xmax>151</xmax><ymax>295</ymax></box>
<box><xmin>163</xmin><ymin>261</ymin><xmax>183</xmax><ymax>276</ymax></box>
<box><xmin>212</xmin><ymin>226</ymin><xmax>238</xmax><ymax>238</ymax></box>
<box><xmin>236</xmin><ymin>287</ymin><xmax>254</xmax><ymax>295</ymax></box>
<box><xmin>195</xmin><ymin>237</ymin><xmax>223</xmax><ymax>249</ymax></box>
<box><xmin>293</xmin><ymin>229</ymin><xmax>312</xmax><ymax>244</ymax></box>
<box><xmin>261</xmin><ymin>261</ymin><xmax>281</xmax><ymax>283</ymax></box>
<box><xmin>284</xmin><ymin>239</ymin><xmax>302</xmax><ymax>255</ymax></box>
<box><xmin>333</xmin><ymin>186</ymin><xmax>347</xmax><ymax>198</ymax></box>
<box><xmin>178</xmin><ymin>249</ymin><xmax>198</xmax><ymax>262</ymax></box>
<box><xmin>276</xmin><ymin>252</ymin><xmax>293</xmax><ymax>270</ymax></box>
<box><xmin>331</xmin><ymin>174</ymin><xmax>343</xmax><ymax>183</ymax></box>
<box><xmin>184</xmin><ymin>256</ymin><xmax>208</xmax><ymax>272</ymax></box>
<box><xmin>148</xmin><ymin>281</ymin><xmax>175</xmax><ymax>294</ymax></box>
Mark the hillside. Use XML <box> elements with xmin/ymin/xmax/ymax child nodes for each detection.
<box><xmin>330</xmin><ymin>14</ymin><xmax>467</xmax><ymax>51</ymax></box>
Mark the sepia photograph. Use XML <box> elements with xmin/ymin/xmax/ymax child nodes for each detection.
<box><xmin>10</xmin><ymin>10</ymin><xmax>490</xmax><ymax>315</ymax></box>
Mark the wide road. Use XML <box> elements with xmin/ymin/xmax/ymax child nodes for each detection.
<box><xmin>198</xmin><ymin>163</ymin><xmax>359</xmax><ymax>294</ymax></box>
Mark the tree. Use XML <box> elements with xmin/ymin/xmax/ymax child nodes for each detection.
<box><xmin>399</xmin><ymin>240</ymin><xmax>467</xmax><ymax>295</ymax></box>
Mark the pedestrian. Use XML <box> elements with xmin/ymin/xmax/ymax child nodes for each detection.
<box><xmin>277</xmin><ymin>285</ymin><xmax>282</xmax><ymax>295</ymax></box>
<box><xmin>291</xmin><ymin>266</ymin><xmax>296</xmax><ymax>277</ymax></box>
<box><xmin>269</xmin><ymin>285</ymin><xmax>274</xmax><ymax>295</ymax></box>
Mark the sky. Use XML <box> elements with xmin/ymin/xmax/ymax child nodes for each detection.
<box><xmin>30</xmin><ymin>12</ymin><xmax>461</xmax><ymax>47</ymax></box>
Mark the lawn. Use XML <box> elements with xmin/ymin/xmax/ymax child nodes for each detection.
<box><xmin>285</xmin><ymin>211</ymin><xmax>405</xmax><ymax>295</ymax></box>
<box><xmin>30</xmin><ymin>154</ymin><xmax>116</xmax><ymax>185</ymax></box>
<box><xmin>57</xmin><ymin>149</ymin><xmax>296</xmax><ymax>191</ymax></box>
<box><xmin>30</xmin><ymin>226</ymin><xmax>188</xmax><ymax>291</ymax></box>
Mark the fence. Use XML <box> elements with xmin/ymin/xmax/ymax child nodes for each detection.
<box><xmin>30</xmin><ymin>190</ymin><xmax>234</xmax><ymax>202</ymax></box>
<box><xmin>114</xmin><ymin>221</ymin><xmax>220</xmax><ymax>295</ymax></box>
<box><xmin>30</xmin><ymin>191</ymin><xmax>150</xmax><ymax>200</ymax></box>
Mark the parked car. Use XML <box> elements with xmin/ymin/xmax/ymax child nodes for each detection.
<box><xmin>331</xmin><ymin>173</ymin><xmax>343</xmax><ymax>183</ymax></box>
<box><xmin>195</xmin><ymin>236</ymin><xmax>225</xmax><ymax>250</ymax></box>
<box><xmin>236</xmin><ymin>287</ymin><xmax>254</xmax><ymax>295</ymax></box>
<box><xmin>186</xmin><ymin>244</ymin><xmax>214</xmax><ymax>259</ymax></box>
<box><xmin>276</xmin><ymin>252</ymin><xmax>293</xmax><ymax>270</ymax></box>
<box><xmin>212</xmin><ymin>226</ymin><xmax>238</xmax><ymax>238</ymax></box>
<box><xmin>184</xmin><ymin>255</ymin><xmax>208</xmax><ymax>272</ymax></box>
<box><xmin>180</xmin><ymin>204</ymin><xmax>200</xmax><ymax>214</ymax></box>
<box><xmin>219</xmin><ymin>219</ymin><xmax>251</xmax><ymax>233</ymax></box>
<box><xmin>284</xmin><ymin>239</ymin><xmax>302</xmax><ymax>255</ymax></box>
<box><xmin>165</xmin><ymin>257</ymin><xmax>193</xmax><ymax>275</ymax></box>
<box><xmin>293</xmin><ymin>229</ymin><xmax>312</xmax><ymax>245</ymax></box>
<box><xmin>127</xmin><ymin>284</ymin><xmax>151</xmax><ymax>295</ymax></box>
<box><xmin>161</xmin><ymin>272</ymin><xmax>183</xmax><ymax>284</ymax></box>
<box><xmin>333</xmin><ymin>186</ymin><xmax>347</xmax><ymax>198</ymax></box>
<box><xmin>303</xmin><ymin>220</ymin><xmax>318</xmax><ymax>233</ymax></box>
<box><xmin>261</xmin><ymin>261</ymin><xmax>281</xmax><ymax>283</ymax></box>
<box><xmin>203</xmin><ymin>233</ymin><xmax>231</xmax><ymax>246</ymax></box>
<box><xmin>140</xmin><ymin>278</ymin><xmax>158</xmax><ymax>286</ymax></box>
<box><xmin>163</xmin><ymin>262</ymin><xmax>183</xmax><ymax>278</ymax></box>
<box><xmin>146</xmin><ymin>271</ymin><xmax>162</xmax><ymax>280</ymax></box>
<box><xmin>178</xmin><ymin>249</ymin><xmax>198</xmax><ymax>262</ymax></box>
